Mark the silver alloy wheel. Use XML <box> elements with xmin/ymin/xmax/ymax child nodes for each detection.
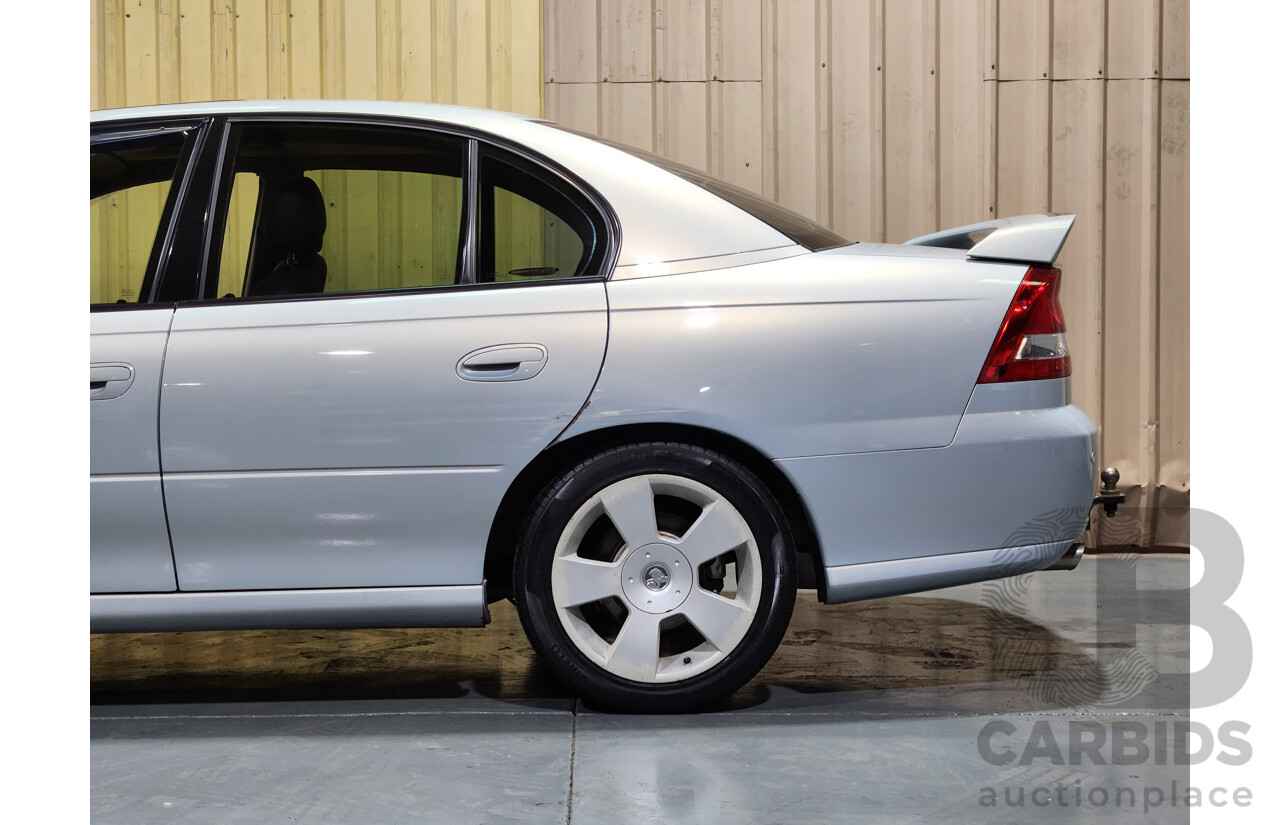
<box><xmin>549</xmin><ymin>473</ymin><xmax>763</xmax><ymax>683</ymax></box>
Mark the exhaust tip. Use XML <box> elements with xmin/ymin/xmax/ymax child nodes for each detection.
<box><xmin>1048</xmin><ymin>542</ymin><xmax>1086</xmax><ymax>571</ymax></box>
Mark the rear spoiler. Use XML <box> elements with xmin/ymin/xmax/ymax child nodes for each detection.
<box><xmin>904</xmin><ymin>214</ymin><xmax>1075</xmax><ymax>265</ymax></box>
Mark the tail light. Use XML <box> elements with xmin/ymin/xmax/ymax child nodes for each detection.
<box><xmin>977</xmin><ymin>265</ymin><xmax>1071</xmax><ymax>383</ymax></box>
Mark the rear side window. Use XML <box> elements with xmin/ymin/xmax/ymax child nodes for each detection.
<box><xmin>478</xmin><ymin>151</ymin><xmax>602</xmax><ymax>283</ymax></box>
<box><xmin>90</xmin><ymin>129</ymin><xmax>193</xmax><ymax>304</ymax></box>
<box><xmin>207</xmin><ymin>121</ymin><xmax>612</xmax><ymax>301</ymax></box>
<box><xmin>212</xmin><ymin>122</ymin><xmax>466</xmax><ymax>299</ymax></box>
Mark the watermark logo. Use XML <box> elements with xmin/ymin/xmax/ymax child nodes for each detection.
<box><xmin>971</xmin><ymin>507</ymin><xmax>1254</xmax><ymax>813</ymax></box>
<box><xmin>976</xmin><ymin>778</ymin><xmax>1252</xmax><ymax>814</ymax></box>
<box><xmin>977</xmin><ymin>506</ymin><xmax>1249</xmax><ymax>710</ymax></box>
<box><xmin>977</xmin><ymin>719</ymin><xmax>1252</xmax><ymax>767</ymax></box>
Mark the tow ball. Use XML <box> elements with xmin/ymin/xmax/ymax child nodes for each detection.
<box><xmin>1093</xmin><ymin>467</ymin><xmax>1125</xmax><ymax>517</ymax></box>
<box><xmin>1052</xmin><ymin>469</ymin><xmax>1126</xmax><ymax>571</ymax></box>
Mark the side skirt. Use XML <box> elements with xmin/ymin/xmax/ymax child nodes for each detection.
<box><xmin>91</xmin><ymin>584</ymin><xmax>488</xmax><ymax>633</ymax></box>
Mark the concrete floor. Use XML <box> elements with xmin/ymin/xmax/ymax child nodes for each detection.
<box><xmin>91</xmin><ymin>555</ymin><xmax>1189</xmax><ymax>824</ymax></box>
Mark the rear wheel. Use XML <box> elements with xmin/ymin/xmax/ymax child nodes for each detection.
<box><xmin>513</xmin><ymin>442</ymin><xmax>796</xmax><ymax>712</ymax></box>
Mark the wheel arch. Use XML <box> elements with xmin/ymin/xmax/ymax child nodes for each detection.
<box><xmin>483</xmin><ymin>422</ymin><xmax>826</xmax><ymax>603</ymax></box>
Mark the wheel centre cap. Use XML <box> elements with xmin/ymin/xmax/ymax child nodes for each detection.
<box><xmin>643</xmin><ymin>565</ymin><xmax>671</xmax><ymax>591</ymax></box>
<box><xmin>621</xmin><ymin>543</ymin><xmax>693</xmax><ymax>614</ymax></box>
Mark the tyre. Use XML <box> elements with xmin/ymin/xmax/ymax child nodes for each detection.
<box><xmin>513</xmin><ymin>442</ymin><xmax>796</xmax><ymax>712</ymax></box>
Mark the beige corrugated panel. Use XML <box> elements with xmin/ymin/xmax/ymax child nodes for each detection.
<box><xmin>546</xmin><ymin>0</ymin><xmax>1189</xmax><ymax>548</ymax></box>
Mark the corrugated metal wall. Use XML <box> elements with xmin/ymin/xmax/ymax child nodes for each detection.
<box><xmin>545</xmin><ymin>0</ymin><xmax>1189</xmax><ymax>548</ymax></box>
<box><xmin>89</xmin><ymin>1</ymin><xmax>546</xmax><ymax>315</ymax></box>
<box><xmin>89</xmin><ymin>0</ymin><xmax>543</xmax><ymax>114</ymax></box>
<box><xmin>90</xmin><ymin>1</ymin><xmax>1188</xmax><ymax>548</ymax></box>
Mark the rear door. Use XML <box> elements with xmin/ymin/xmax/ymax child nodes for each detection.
<box><xmin>90</xmin><ymin>123</ymin><xmax>204</xmax><ymax>593</ymax></box>
<box><xmin>159</xmin><ymin>119</ymin><xmax>613</xmax><ymax>592</ymax></box>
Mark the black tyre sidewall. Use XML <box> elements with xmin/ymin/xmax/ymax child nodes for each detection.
<box><xmin>514</xmin><ymin>442</ymin><xmax>796</xmax><ymax>713</ymax></box>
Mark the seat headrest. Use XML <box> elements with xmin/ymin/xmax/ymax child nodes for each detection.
<box><xmin>261</xmin><ymin>176</ymin><xmax>326</xmax><ymax>256</ymax></box>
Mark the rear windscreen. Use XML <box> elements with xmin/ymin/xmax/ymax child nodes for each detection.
<box><xmin>554</xmin><ymin>127</ymin><xmax>852</xmax><ymax>252</ymax></box>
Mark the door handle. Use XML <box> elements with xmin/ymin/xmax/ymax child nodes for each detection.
<box><xmin>90</xmin><ymin>363</ymin><xmax>135</xmax><ymax>400</ymax></box>
<box><xmin>457</xmin><ymin>344</ymin><xmax>548</xmax><ymax>382</ymax></box>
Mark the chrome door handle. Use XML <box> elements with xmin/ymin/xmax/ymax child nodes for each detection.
<box><xmin>90</xmin><ymin>363</ymin><xmax>135</xmax><ymax>400</ymax></box>
<box><xmin>456</xmin><ymin>344</ymin><xmax>548</xmax><ymax>382</ymax></box>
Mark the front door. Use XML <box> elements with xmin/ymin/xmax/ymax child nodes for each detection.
<box><xmin>89</xmin><ymin>125</ymin><xmax>200</xmax><ymax>593</ymax></box>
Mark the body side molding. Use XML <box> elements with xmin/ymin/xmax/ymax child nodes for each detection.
<box><xmin>91</xmin><ymin>584</ymin><xmax>488</xmax><ymax>632</ymax></box>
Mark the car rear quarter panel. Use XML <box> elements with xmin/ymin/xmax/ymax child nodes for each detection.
<box><xmin>562</xmin><ymin>245</ymin><xmax>1098</xmax><ymax>588</ymax></box>
<box><xmin>565</xmin><ymin>244</ymin><xmax>1025</xmax><ymax>460</ymax></box>
<box><xmin>778</xmin><ymin>379</ymin><xmax>1098</xmax><ymax>570</ymax></box>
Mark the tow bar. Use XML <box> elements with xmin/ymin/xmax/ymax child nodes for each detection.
<box><xmin>1093</xmin><ymin>467</ymin><xmax>1125</xmax><ymax>518</ymax></box>
<box><xmin>1051</xmin><ymin>468</ymin><xmax>1126</xmax><ymax>572</ymax></box>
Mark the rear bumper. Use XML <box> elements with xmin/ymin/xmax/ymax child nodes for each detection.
<box><xmin>776</xmin><ymin>381</ymin><xmax>1098</xmax><ymax>602</ymax></box>
<box><xmin>823</xmin><ymin>539</ymin><xmax>1076</xmax><ymax>603</ymax></box>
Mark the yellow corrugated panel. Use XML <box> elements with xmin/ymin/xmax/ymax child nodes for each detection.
<box><xmin>90</xmin><ymin>0</ymin><xmax>544</xmax><ymax>303</ymax></box>
<box><xmin>90</xmin><ymin>0</ymin><xmax>542</xmax><ymax>113</ymax></box>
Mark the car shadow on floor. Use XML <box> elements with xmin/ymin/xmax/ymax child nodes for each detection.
<box><xmin>91</xmin><ymin>591</ymin><xmax>1144</xmax><ymax>718</ymax></box>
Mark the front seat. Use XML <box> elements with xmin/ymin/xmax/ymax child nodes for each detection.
<box><xmin>249</xmin><ymin>175</ymin><xmax>328</xmax><ymax>297</ymax></box>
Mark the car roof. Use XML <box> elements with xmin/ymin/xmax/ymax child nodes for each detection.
<box><xmin>92</xmin><ymin>100</ymin><xmax>798</xmax><ymax>274</ymax></box>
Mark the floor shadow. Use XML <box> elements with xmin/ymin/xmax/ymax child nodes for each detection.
<box><xmin>92</xmin><ymin>591</ymin><xmax>1126</xmax><ymax>717</ymax></box>
<box><xmin>715</xmin><ymin>595</ymin><xmax>1117</xmax><ymax>715</ymax></box>
<box><xmin>90</xmin><ymin>604</ymin><xmax>567</xmax><ymax>707</ymax></box>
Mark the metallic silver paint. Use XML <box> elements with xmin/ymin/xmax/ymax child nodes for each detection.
<box><xmin>969</xmin><ymin>214</ymin><xmax>1075</xmax><ymax>264</ymax></box>
<box><xmin>609</xmin><ymin>245</ymin><xmax>808</xmax><ymax>280</ymax></box>
<box><xmin>565</xmin><ymin>245</ymin><xmax>1023</xmax><ymax>458</ymax></box>
<box><xmin>90</xmin><ymin>584</ymin><xmax>487</xmax><ymax>632</ymax></box>
<box><xmin>89</xmin><ymin>102</ymin><xmax>1102</xmax><ymax>633</ymax></box>
<box><xmin>160</xmin><ymin>282</ymin><xmax>607</xmax><ymax>591</ymax></box>
<box><xmin>89</xmin><ymin>363</ymin><xmax>135</xmax><ymax>401</ymax></box>
<box><xmin>163</xmin><ymin>466</ymin><xmax>502</xmax><ymax>590</ymax></box>
<box><xmin>90</xmin><ymin>309</ymin><xmax>172</xmax><ymax>474</ymax></box>
<box><xmin>90</xmin><ymin>308</ymin><xmax>177</xmax><ymax>593</ymax></box>
<box><xmin>90</xmin><ymin>476</ymin><xmax>177</xmax><ymax>593</ymax></box>
<box><xmin>822</xmin><ymin>539</ymin><xmax>1073</xmax><ymax>603</ymax></box>
<box><xmin>905</xmin><ymin>213</ymin><xmax>1076</xmax><ymax>265</ymax></box>
<box><xmin>961</xmin><ymin>374</ymin><xmax>1069</xmax><ymax>413</ymax></box>
<box><xmin>457</xmin><ymin>343</ymin><xmax>549</xmax><ymax>382</ymax></box>
<box><xmin>776</xmin><ymin>386</ymin><xmax>1096</xmax><ymax>569</ymax></box>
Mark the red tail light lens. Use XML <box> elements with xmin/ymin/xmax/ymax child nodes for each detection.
<box><xmin>977</xmin><ymin>266</ymin><xmax>1072</xmax><ymax>383</ymax></box>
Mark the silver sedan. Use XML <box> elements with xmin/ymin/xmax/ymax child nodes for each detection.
<box><xmin>90</xmin><ymin>100</ymin><xmax>1102</xmax><ymax>711</ymax></box>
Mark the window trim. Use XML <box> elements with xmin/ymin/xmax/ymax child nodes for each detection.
<box><xmin>89</xmin><ymin>118</ymin><xmax>207</xmax><ymax>310</ymax></box>
<box><xmin>168</xmin><ymin>275</ymin><xmax>606</xmax><ymax>310</ymax></box>
<box><xmin>185</xmin><ymin>113</ymin><xmax>620</xmax><ymax>307</ymax></box>
<box><xmin>460</xmin><ymin>138</ymin><xmax>480</xmax><ymax>286</ymax></box>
